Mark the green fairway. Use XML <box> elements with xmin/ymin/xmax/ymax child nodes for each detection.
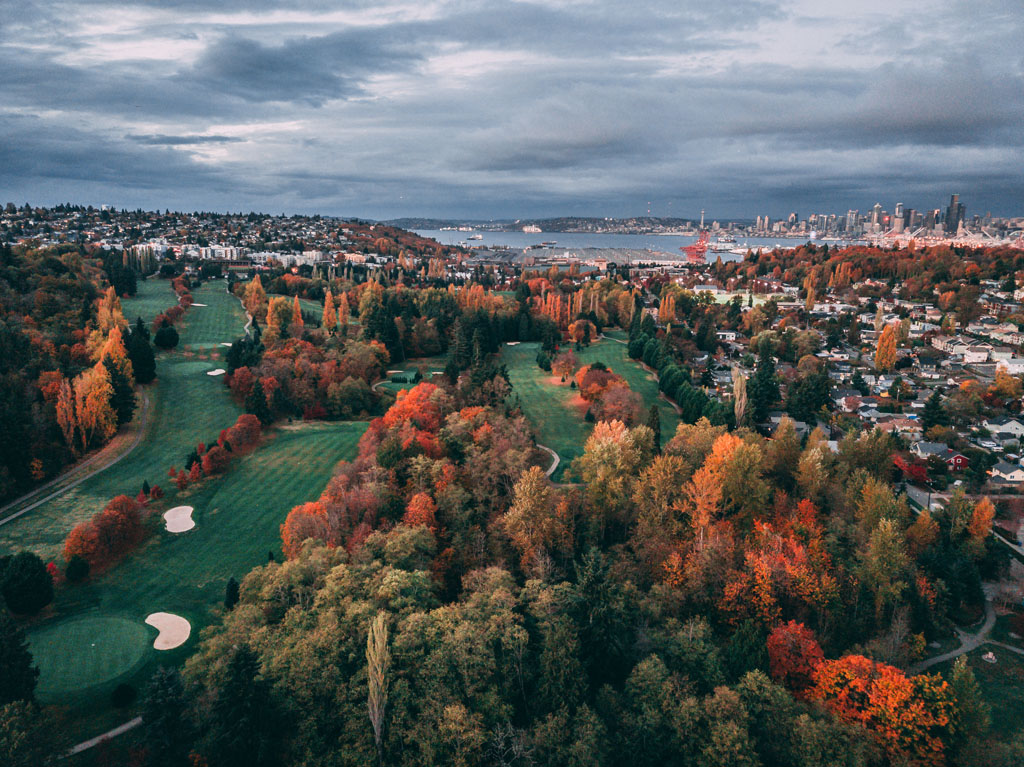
<box><xmin>27</xmin><ymin>419</ymin><xmax>367</xmax><ymax>738</ymax></box>
<box><xmin>30</xmin><ymin>616</ymin><xmax>151</xmax><ymax>697</ymax></box>
<box><xmin>120</xmin><ymin>278</ymin><xmax>174</xmax><ymax>326</ymax></box>
<box><xmin>501</xmin><ymin>338</ymin><xmax>678</xmax><ymax>480</ymax></box>
<box><xmin>0</xmin><ymin>283</ymin><xmax>248</xmax><ymax>560</ymax></box>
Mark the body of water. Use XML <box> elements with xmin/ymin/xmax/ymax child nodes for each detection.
<box><xmin>415</xmin><ymin>229</ymin><xmax>831</xmax><ymax>258</ymax></box>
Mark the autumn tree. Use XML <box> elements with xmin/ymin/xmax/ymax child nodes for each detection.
<box><xmin>732</xmin><ymin>367</ymin><xmax>748</xmax><ymax>426</ymax></box>
<box><xmin>280</xmin><ymin>502</ymin><xmax>330</xmax><ymax>558</ymax></box>
<box><xmin>874</xmin><ymin>323</ymin><xmax>897</xmax><ymax>372</ymax></box>
<box><xmin>552</xmin><ymin>349</ymin><xmax>578</xmax><ymax>379</ymax></box>
<box><xmin>811</xmin><ymin>654</ymin><xmax>955</xmax><ymax>765</ymax></box>
<box><xmin>766</xmin><ymin>621</ymin><xmax>823</xmax><ymax>695</ymax></box>
<box><xmin>243</xmin><ymin>275</ymin><xmax>266</xmax><ymax>317</ymax></box>
<box><xmin>322</xmin><ymin>290</ymin><xmax>337</xmax><ymax>332</ymax></box>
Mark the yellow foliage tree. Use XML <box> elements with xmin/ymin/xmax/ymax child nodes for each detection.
<box><xmin>875</xmin><ymin>323</ymin><xmax>897</xmax><ymax>372</ymax></box>
<box><xmin>322</xmin><ymin>291</ymin><xmax>337</xmax><ymax>332</ymax></box>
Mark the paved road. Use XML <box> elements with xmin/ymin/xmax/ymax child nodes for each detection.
<box><xmin>0</xmin><ymin>389</ymin><xmax>151</xmax><ymax>528</ymax></box>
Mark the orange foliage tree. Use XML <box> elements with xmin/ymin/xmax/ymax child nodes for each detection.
<box><xmin>281</xmin><ymin>502</ymin><xmax>330</xmax><ymax>558</ymax></box>
<box><xmin>811</xmin><ymin>654</ymin><xmax>956</xmax><ymax>765</ymax></box>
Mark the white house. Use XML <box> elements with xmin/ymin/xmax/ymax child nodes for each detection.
<box><xmin>991</xmin><ymin>461</ymin><xmax>1024</xmax><ymax>484</ymax></box>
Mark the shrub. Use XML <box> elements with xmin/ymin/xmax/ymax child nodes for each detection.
<box><xmin>65</xmin><ymin>555</ymin><xmax>90</xmax><ymax>583</ymax></box>
<box><xmin>154</xmin><ymin>325</ymin><xmax>179</xmax><ymax>349</ymax></box>
<box><xmin>111</xmin><ymin>683</ymin><xmax>137</xmax><ymax>707</ymax></box>
<box><xmin>1</xmin><ymin>552</ymin><xmax>54</xmax><ymax>615</ymax></box>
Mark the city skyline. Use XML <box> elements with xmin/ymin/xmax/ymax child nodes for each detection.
<box><xmin>2</xmin><ymin>0</ymin><xmax>1022</xmax><ymax>218</ymax></box>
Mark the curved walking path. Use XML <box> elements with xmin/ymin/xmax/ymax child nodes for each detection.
<box><xmin>69</xmin><ymin>717</ymin><xmax>142</xmax><ymax>755</ymax></box>
<box><xmin>537</xmin><ymin>444</ymin><xmax>560</xmax><ymax>477</ymax></box>
<box><xmin>0</xmin><ymin>389</ymin><xmax>152</xmax><ymax>528</ymax></box>
<box><xmin>910</xmin><ymin>597</ymin><xmax>996</xmax><ymax>674</ymax></box>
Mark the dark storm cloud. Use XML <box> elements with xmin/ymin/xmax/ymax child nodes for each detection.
<box><xmin>1</xmin><ymin>0</ymin><xmax>1022</xmax><ymax>217</ymax></box>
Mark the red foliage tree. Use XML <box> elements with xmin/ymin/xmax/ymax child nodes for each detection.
<box><xmin>188</xmin><ymin>462</ymin><xmax>202</xmax><ymax>483</ymax></box>
<box><xmin>226</xmin><ymin>413</ymin><xmax>262</xmax><ymax>450</ymax></box>
<box><xmin>767</xmin><ymin>620</ymin><xmax>824</xmax><ymax>695</ymax></box>
<box><xmin>201</xmin><ymin>445</ymin><xmax>230</xmax><ymax>476</ymax></box>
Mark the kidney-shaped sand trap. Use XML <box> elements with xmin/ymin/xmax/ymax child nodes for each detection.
<box><xmin>145</xmin><ymin>613</ymin><xmax>191</xmax><ymax>650</ymax></box>
<box><xmin>190</xmin><ymin>303</ymin><xmax>207</xmax><ymax>306</ymax></box>
<box><xmin>163</xmin><ymin>506</ymin><xmax>195</xmax><ymax>533</ymax></box>
<box><xmin>220</xmin><ymin>342</ymin><xmax>233</xmax><ymax>347</ymax></box>
<box><xmin>207</xmin><ymin>368</ymin><xmax>226</xmax><ymax>376</ymax></box>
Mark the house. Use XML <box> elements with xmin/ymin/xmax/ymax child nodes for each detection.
<box><xmin>997</xmin><ymin>358</ymin><xmax>1024</xmax><ymax>375</ymax></box>
<box><xmin>912</xmin><ymin>441</ymin><xmax>969</xmax><ymax>470</ymax></box>
<box><xmin>716</xmin><ymin>330</ymin><xmax>738</xmax><ymax>342</ymax></box>
<box><xmin>983</xmin><ymin>416</ymin><xmax>1024</xmax><ymax>439</ymax></box>
<box><xmin>990</xmin><ymin>461</ymin><xmax>1024</xmax><ymax>484</ymax></box>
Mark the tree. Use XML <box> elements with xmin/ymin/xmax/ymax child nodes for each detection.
<box><xmin>103</xmin><ymin>356</ymin><xmax>136</xmax><ymax>425</ymax></box>
<box><xmin>732</xmin><ymin>367</ymin><xmax>748</xmax><ymax>426</ymax></box>
<box><xmin>141</xmin><ymin>667</ymin><xmax>194</xmax><ymax>767</ymax></box>
<box><xmin>552</xmin><ymin>349</ymin><xmax>578</xmax><ymax>379</ymax></box>
<box><xmin>366</xmin><ymin>611</ymin><xmax>390</xmax><ymax>767</ymax></box>
<box><xmin>921</xmin><ymin>391</ymin><xmax>948</xmax><ymax>432</ymax></box>
<box><xmin>949</xmin><ymin>655</ymin><xmax>990</xmax><ymax>749</ymax></box>
<box><xmin>748</xmin><ymin>341</ymin><xmax>778</xmax><ymax>424</ymax></box>
<box><xmin>322</xmin><ymin>290</ymin><xmax>337</xmax><ymax>332</ymax></box>
<box><xmin>766</xmin><ymin>621</ymin><xmax>823</xmax><ymax>695</ymax></box>
<box><xmin>290</xmin><ymin>295</ymin><xmax>304</xmax><ymax>332</ymax></box>
<box><xmin>207</xmin><ymin>644</ymin><xmax>280</xmax><ymax>767</ymax></box>
<box><xmin>1</xmin><ymin>552</ymin><xmax>53</xmax><ymax>615</ymax></box>
<box><xmin>811</xmin><ymin>654</ymin><xmax>956</xmax><ymax>765</ymax></box>
<box><xmin>201</xmin><ymin>445</ymin><xmax>230</xmax><ymax>475</ymax></box>
<box><xmin>874</xmin><ymin>323</ymin><xmax>897</xmax><ymax>372</ymax></box>
<box><xmin>154</xmin><ymin>323</ymin><xmax>179</xmax><ymax>349</ymax></box>
<box><xmin>646</xmin><ymin>404</ymin><xmax>661</xmax><ymax>454</ymax></box>
<box><xmin>224</xmin><ymin>577</ymin><xmax>240</xmax><ymax>611</ymax></box>
<box><xmin>0</xmin><ymin>701</ymin><xmax>58</xmax><ymax>767</ymax></box>
<box><xmin>0</xmin><ymin>611</ymin><xmax>38</xmax><ymax>704</ymax></box>
<box><xmin>245</xmin><ymin>379</ymin><xmax>272</xmax><ymax>424</ymax></box>
<box><xmin>243</xmin><ymin>275</ymin><xmax>266</xmax><ymax>317</ymax></box>
<box><xmin>127</xmin><ymin>317</ymin><xmax>156</xmax><ymax>384</ymax></box>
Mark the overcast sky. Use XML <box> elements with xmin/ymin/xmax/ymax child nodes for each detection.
<box><xmin>1</xmin><ymin>0</ymin><xmax>1022</xmax><ymax>219</ymax></box>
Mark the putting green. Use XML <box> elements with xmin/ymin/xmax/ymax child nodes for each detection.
<box><xmin>29</xmin><ymin>615</ymin><xmax>152</xmax><ymax>700</ymax></box>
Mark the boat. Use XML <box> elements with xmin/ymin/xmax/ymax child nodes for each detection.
<box><xmin>522</xmin><ymin>225</ymin><xmax>542</xmax><ymax>233</ymax></box>
<box><xmin>541</xmin><ymin>240</ymin><xmax>557</xmax><ymax>246</ymax></box>
<box><xmin>468</xmin><ymin>234</ymin><xmax>483</xmax><ymax>240</ymax></box>
<box><xmin>716</xmin><ymin>235</ymin><xmax>736</xmax><ymax>243</ymax></box>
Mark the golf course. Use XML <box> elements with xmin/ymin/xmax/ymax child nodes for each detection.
<box><xmin>0</xmin><ymin>278</ymin><xmax>367</xmax><ymax>742</ymax></box>
<box><xmin>501</xmin><ymin>336</ymin><xmax>679</xmax><ymax>480</ymax></box>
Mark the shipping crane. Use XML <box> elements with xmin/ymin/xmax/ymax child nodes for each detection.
<box><xmin>680</xmin><ymin>230</ymin><xmax>710</xmax><ymax>264</ymax></box>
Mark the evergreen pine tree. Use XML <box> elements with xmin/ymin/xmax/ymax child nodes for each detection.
<box><xmin>207</xmin><ymin>645</ymin><xmax>280</xmax><ymax>767</ymax></box>
<box><xmin>141</xmin><ymin>667</ymin><xmax>194</xmax><ymax>767</ymax></box>
<box><xmin>646</xmin><ymin>404</ymin><xmax>661</xmax><ymax>454</ymax></box>
<box><xmin>245</xmin><ymin>379</ymin><xmax>272</xmax><ymax>425</ymax></box>
<box><xmin>225</xmin><ymin>577</ymin><xmax>240</xmax><ymax>610</ymax></box>
<box><xmin>0</xmin><ymin>611</ymin><xmax>38</xmax><ymax>704</ymax></box>
<box><xmin>127</xmin><ymin>317</ymin><xmax>156</xmax><ymax>383</ymax></box>
<box><xmin>104</xmin><ymin>356</ymin><xmax>136</xmax><ymax>425</ymax></box>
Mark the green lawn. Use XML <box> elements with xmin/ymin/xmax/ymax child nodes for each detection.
<box><xmin>3</xmin><ymin>278</ymin><xmax>369</xmax><ymax>740</ymax></box>
<box><xmin>934</xmin><ymin>646</ymin><xmax>1024</xmax><ymax>739</ymax></box>
<box><xmin>120</xmin><ymin>278</ymin><xmax>175</xmax><ymax>326</ymax></box>
<box><xmin>0</xmin><ymin>283</ymin><xmax>247</xmax><ymax>561</ymax></box>
<box><xmin>29</xmin><ymin>420</ymin><xmax>367</xmax><ymax>738</ymax></box>
<box><xmin>501</xmin><ymin>337</ymin><xmax>678</xmax><ymax>480</ymax></box>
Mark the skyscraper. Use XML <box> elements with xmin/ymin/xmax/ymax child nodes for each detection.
<box><xmin>944</xmin><ymin>194</ymin><xmax>965</xmax><ymax>233</ymax></box>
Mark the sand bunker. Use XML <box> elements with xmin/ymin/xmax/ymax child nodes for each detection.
<box><xmin>220</xmin><ymin>342</ymin><xmax>233</xmax><ymax>347</ymax></box>
<box><xmin>190</xmin><ymin>303</ymin><xmax>207</xmax><ymax>306</ymax></box>
<box><xmin>163</xmin><ymin>506</ymin><xmax>195</xmax><ymax>533</ymax></box>
<box><xmin>145</xmin><ymin>613</ymin><xmax>191</xmax><ymax>650</ymax></box>
<box><xmin>207</xmin><ymin>368</ymin><xmax>226</xmax><ymax>376</ymax></box>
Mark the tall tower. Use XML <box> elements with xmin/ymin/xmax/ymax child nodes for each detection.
<box><xmin>700</xmin><ymin>209</ymin><xmax>705</xmax><ymax>229</ymax></box>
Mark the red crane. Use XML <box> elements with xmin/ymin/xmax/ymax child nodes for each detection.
<box><xmin>680</xmin><ymin>230</ymin><xmax>710</xmax><ymax>264</ymax></box>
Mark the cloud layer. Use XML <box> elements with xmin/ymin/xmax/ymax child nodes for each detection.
<box><xmin>1</xmin><ymin>0</ymin><xmax>1021</xmax><ymax>218</ymax></box>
